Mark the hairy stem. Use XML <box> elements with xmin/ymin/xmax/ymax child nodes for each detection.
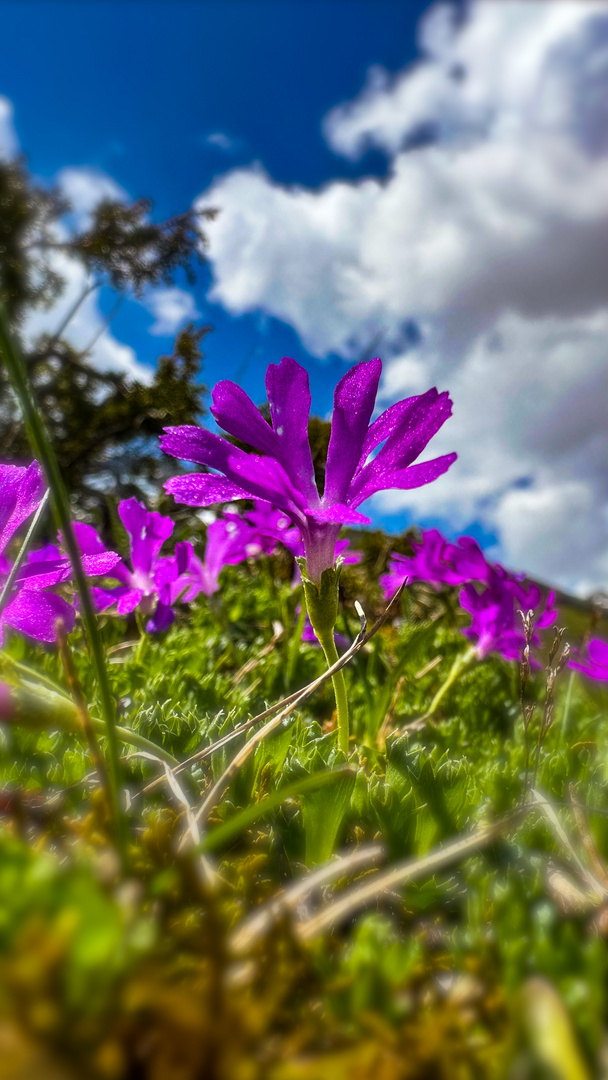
<box><xmin>316</xmin><ymin>626</ymin><xmax>350</xmax><ymax>754</ymax></box>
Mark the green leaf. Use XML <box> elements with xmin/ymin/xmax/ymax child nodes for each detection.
<box><xmin>300</xmin><ymin>769</ymin><xmax>356</xmax><ymax>865</ymax></box>
<box><xmin>199</xmin><ymin>768</ymin><xmax>355</xmax><ymax>853</ymax></box>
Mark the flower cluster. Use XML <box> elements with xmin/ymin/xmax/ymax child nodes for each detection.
<box><xmin>74</xmin><ymin>498</ymin><xmax>207</xmax><ymax>633</ymax></box>
<box><xmin>0</xmin><ymin>463</ymin><xmax>120</xmax><ymax>644</ymax></box>
<box><xmin>161</xmin><ymin>356</ymin><xmax>455</xmax><ymax>586</ymax></box>
<box><xmin>0</xmin><ymin>456</ymin><xmax>362</xmax><ymax>645</ymax></box>
<box><xmin>382</xmin><ymin>528</ymin><xmax>556</xmax><ymax>661</ymax></box>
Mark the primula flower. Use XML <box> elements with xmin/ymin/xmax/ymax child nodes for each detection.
<box><xmin>569</xmin><ymin>639</ymin><xmax>608</xmax><ymax>681</ymax></box>
<box><xmin>460</xmin><ymin>569</ymin><xmax>556</xmax><ymax>662</ymax></box>
<box><xmin>381</xmin><ymin>524</ymin><xmax>556</xmax><ymax>663</ymax></box>
<box><xmin>175</xmin><ymin>514</ymin><xmax>265</xmax><ymax>598</ymax></box>
<box><xmin>242</xmin><ymin>499</ymin><xmax>360</xmax><ymax>584</ymax></box>
<box><xmin>0</xmin><ymin>463</ymin><xmax>72</xmax><ymax>643</ymax></box>
<box><xmin>0</xmin><ymin>463</ymin><xmax>119</xmax><ymax>643</ymax></box>
<box><xmin>75</xmin><ymin>497</ymin><xmax>189</xmax><ymax>633</ymax></box>
<box><xmin>381</xmin><ymin>529</ymin><xmax>490</xmax><ymax>596</ymax></box>
<box><xmin>0</xmin><ymin>464</ymin><xmax>103</xmax><ymax>643</ymax></box>
<box><xmin>161</xmin><ymin>356</ymin><xmax>455</xmax><ymax>585</ymax></box>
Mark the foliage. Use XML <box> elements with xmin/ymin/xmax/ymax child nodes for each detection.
<box><xmin>0</xmin><ymin>552</ymin><xmax>607</xmax><ymax>1077</ymax></box>
<box><xmin>0</xmin><ymin>156</ymin><xmax>213</xmax><ymax>527</ymax></box>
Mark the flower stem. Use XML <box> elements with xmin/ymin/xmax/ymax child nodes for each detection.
<box><xmin>316</xmin><ymin>626</ymin><xmax>350</xmax><ymax>754</ymax></box>
<box><xmin>299</xmin><ymin>559</ymin><xmax>349</xmax><ymax>754</ymax></box>
<box><xmin>286</xmin><ymin>595</ymin><xmax>306</xmax><ymax>687</ymax></box>
<box><xmin>0</xmin><ymin>303</ymin><xmax>127</xmax><ymax>860</ymax></box>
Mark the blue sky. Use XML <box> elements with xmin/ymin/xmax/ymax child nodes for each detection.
<box><xmin>1</xmin><ymin>0</ymin><xmax>427</xmax><ymax>411</ymax></box>
<box><xmin>2</xmin><ymin>1</ymin><xmax>607</xmax><ymax>592</ymax></box>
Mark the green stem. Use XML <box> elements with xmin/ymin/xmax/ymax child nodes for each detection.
<box><xmin>423</xmin><ymin>646</ymin><xmax>476</xmax><ymax>721</ymax></box>
<box><xmin>299</xmin><ymin>560</ymin><xmax>349</xmax><ymax>754</ymax></box>
<box><xmin>0</xmin><ymin>303</ymin><xmax>126</xmax><ymax>857</ymax></box>
<box><xmin>316</xmin><ymin>627</ymin><xmax>350</xmax><ymax>754</ymax></box>
<box><xmin>286</xmin><ymin>595</ymin><xmax>306</xmax><ymax>686</ymax></box>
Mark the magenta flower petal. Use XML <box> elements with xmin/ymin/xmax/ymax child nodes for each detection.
<box><xmin>161</xmin><ymin>426</ymin><xmax>242</xmax><ymax>472</ymax></box>
<box><xmin>146</xmin><ymin>601</ymin><xmax>175</xmax><ymax>633</ymax></box>
<box><xmin>71</xmin><ymin>524</ymin><xmax>131</xmax><ymax>585</ymax></box>
<box><xmin>71</xmin><ymin>522</ymin><xmax>111</xmax><ymax>556</ymax></box>
<box><xmin>162</xmin><ymin>428</ymin><xmax>306</xmax><ymax>519</ymax></box>
<box><xmin>1</xmin><ymin>588</ymin><xmax>75</xmax><ymax>643</ymax></box>
<box><xmin>306</xmin><ymin>502</ymin><xmax>371</xmax><ymax>526</ymax></box>
<box><xmin>28</xmin><ymin>544</ymin><xmax>62</xmax><ymax>563</ymax></box>
<box><xmin>118</xmin><ymin>498</ymin><xmax>173</xmax><ymax>577</ymax></box>
<box><xmin>324</xmin><ymin>358</ymin><xmax>382</xmax><ymax>504</ymax></box>
<box><xmin>116</xmin><ymin>589</ymin><xmax>144</xmax><ymax>616</ymax></box>
<box><xmin>211</xmin><ymin>380</ymin><xmax>278</xmax><ymax>457</ymax></box>
<box><xmin>165</xmin><ymin>474</ymin><xmax>253</xmax><ymax>506</ymax></box>
<box><xmin>90</xmin><ymin>586</ymin><xmax>115</xmax><ymax>611</ymax></box>
<box><xmin>569</xmin><ymin>638</ymin><xmax>608</xmax><ymax>681</ymax></box>
<box><xmin>359</xmin><ymin>395</ymin><xmax>421</xmax><ymax>463</ymax></box>
<box><xmin>350</xmin><ymin>453</ymin><xmax>457</xmax><ymax>507</ymax></box>
<box><xmin>15</xmin><ymin>551</ymin><xmax>121</xmax><ymax>592</ymax></box>
<box><xmin>351</xmin><ymin>391</ymin><xmax>453</xmax><ymax>501</ymax></box>
<box><xmin>588</xmin><ymin>639</ymin><xmax>608</xmax><ymax>667</ymax></box>
<box><xmin>0</xmin><ymin>462</ymin><xmax>46</xmax><ymax>556</ymax></box>
<box><xmin>15</xmin><ymin>560</ymin><xmax>71</xmax><ymax>590</ymax></box>
<box><xmin>265</xmin><ymin>357</ymin><xmax>317</xmax><ymax>503</ymax></box>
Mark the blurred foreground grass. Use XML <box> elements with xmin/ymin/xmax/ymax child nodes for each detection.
<box><xmin>0</xmin><ymin>562</ymin><xmax>607</xmax><ymax>1079</ymax></box>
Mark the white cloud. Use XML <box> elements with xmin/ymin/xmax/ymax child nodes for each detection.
<box><xmin>146</xmin><ymin>286</ymin><xmax>200</xmax><ymax>337</ymax></box>
<box><xmin>0</xmin><ymin>136</ymin><xmax>151</xmax><ymax>383</ymax></box>
<box><xmin>23</xmin><ymin>244</ymin><xmax>152</xmax><ymax>384</ymax></box>
<box><xmin>204</xmin><ymin>131</ymin><xmax>240</xmax><ymax>153</ymax></box>
<box><xmin>0</xmin><ymin>95</ymin><xmax>19</xmax><ymax>159</ymax></box>
<box><xmin>196</xmin><ymin>0</ymin><xmax>608</xmax><ymax>594</ymax></box>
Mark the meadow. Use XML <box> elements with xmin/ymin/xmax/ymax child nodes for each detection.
<box><xmin>0</xmin><ymin>316</ymin><xmax>607</xmax><ymax>1080</ymax></box>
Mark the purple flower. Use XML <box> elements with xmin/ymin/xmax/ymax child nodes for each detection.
<box><xmin>569</xmin><ymin>639</ymin><xmax>608</xmax><ymax>681</ymax></box>
<box><xmin>460</xmin><ymin>568</ymin><xmax>556</xmax><ymax>662</ymax></box>
<box><xmin>380</xmin><ymin>524</ymin><xmax>556</xmax><ymax>663</ymax></box>
<box><xmin>241</xmin><ymin>500</ymin><xmax>303</xmax><ymax>560</ymax></box>
<box><xmin>179</xmin><ymin>514</ymin><xmax>264</xmax><ymax>598</ymax></box>
<box><xmin>381</xmin><ymin>529</ymin><xmax>490</xmax><ymax>597</ymax></box>
<box><xmin>161</xmin><ymin>357</ymin><xmax>455</xmax><ymax>584</ymax></box>
<box><xmin>241</xmin><ymin>499</ymin><xmax>360</xmax><ymax>585</ymax></box>
<box><xmin>0</xmin><ymin>463</ymin><xmax>76</xmax><ymax>644</ymax></box>
<box><xmin>76</xmin><ymin>497</ymin><xmax>182</xmax><ymax>632</ymax></box>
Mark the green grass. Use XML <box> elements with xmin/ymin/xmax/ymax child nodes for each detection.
<box><xmin>0</xmin><ymin>559</ymin><xmax>607</xmax><ymax>1078</ymax></box>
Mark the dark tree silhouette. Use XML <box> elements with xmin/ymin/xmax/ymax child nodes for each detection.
<box><xmin>0</xmin><ymin>155</ymin><xmax>214</xmax><ymax>530</ymax></box>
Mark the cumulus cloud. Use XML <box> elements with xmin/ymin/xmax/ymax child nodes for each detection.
<box><xmin>196</xmin><ymin>0</ymin><xmax>608</xmax><ymax>594</ymax></box>
<box><xmin>0</xmin><ymin>95</ymin><xmax>19</xmax><ymax>159</ymax></box>
<box><xmin>146</xmin><ymin>286</ymin><xmax>201</xmax><ymax>337</ymax></box>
